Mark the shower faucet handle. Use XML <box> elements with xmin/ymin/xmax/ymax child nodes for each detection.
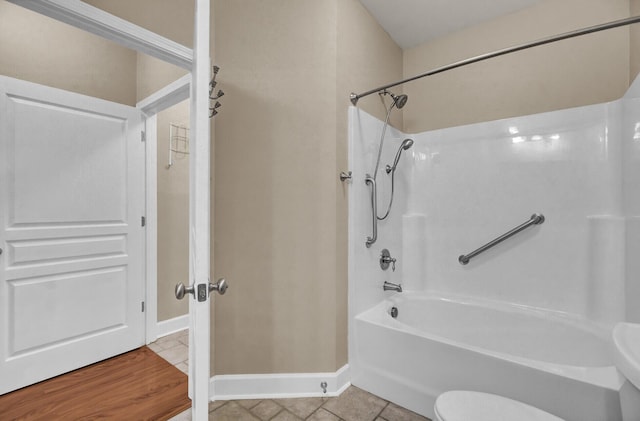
<box><xmin>380</xmin><ymin>249</ymin><xmax>396</xmax><ymax>271</ymax></box>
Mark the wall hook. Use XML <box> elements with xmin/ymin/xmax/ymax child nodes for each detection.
<box><xmin>209</xmin><ymin>66</ymin><xmax>224</xmax><ymax>118</ymax></box>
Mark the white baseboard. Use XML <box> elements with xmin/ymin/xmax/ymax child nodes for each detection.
<box><xmin>156</xmin><ymin>314</ymin><xmax>188</xmax><ymax>338</ymax></box>
<box><xmin>211</xmin><ymin>364</ymin><xmax>350</xmax><ymax>401</ymax></box>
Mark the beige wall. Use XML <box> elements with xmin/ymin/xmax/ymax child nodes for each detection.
<box><xmin>0</xmin><ymin>0</ymin><xmax>136</xmax><ymax>105</ymax></box>
<box><xmin>337</xmin><ymin>1</ymin><xmax>404</xmax><ymax>129</ymax></box>
<box><xmin>156</xmin><ymin>101</ymin><xmax>191</xmax><ymax>321</ymax></box>
<box><xmin>213</xmin><ymin>0</ymin><xmax>339</xmax><ymax>374</ymax></box>
<box><xmin>403</xmin><ymin>0</ymin><xmax>631</xmax><ymax>132</ymax></box>
<box><xmin>211</xmin><ymin>0</ymin><xmax>402</xmax><ymax>375</ymax></box>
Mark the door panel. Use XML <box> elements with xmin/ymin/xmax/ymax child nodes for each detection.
<box><xmin>9</xmin><ymin>96</ymin><xmax>128</xmax><ymax>225</ymax></box>
<box><xmin>0</xmin><ymin>76</ymin><xmax>145</xmax><ymax>395</ymax></box>
<box><xmin>10</xmin><ymin>267</ymin><xmax>127</xmax><ymax>353</ymax></box>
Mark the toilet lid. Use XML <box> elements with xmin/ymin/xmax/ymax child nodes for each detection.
<box><xmin>434</xmin><ymin>391</ymin><xmax>565</xmax><ymax>421</ymax></box>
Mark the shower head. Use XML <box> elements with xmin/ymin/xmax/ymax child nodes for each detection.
<box><xmin>391</xmin><ymin>93</ymin><xmax>408</xmax><ymax>109</ymax></box>
<box><xmin>386</xmin><ymin>138</ymin><xmax>414</xmax><ymax>174</ymax></box>
<box><xmin>379</xmin><ymin>90</ymin><xmax>409</xmax><ymax>110</ymax></box>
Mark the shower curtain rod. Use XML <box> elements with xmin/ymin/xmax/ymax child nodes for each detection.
<box><xmin>350</xmin><ymin>15</ymin><xmax>640</xmax><ymax>105</ymax></box>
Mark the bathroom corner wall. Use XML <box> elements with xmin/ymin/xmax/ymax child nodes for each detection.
<box><xmin>337</xmin><ymin>0</ymin><xmax>404</xmax><ymax>371</ymax></box>
<box><xmin>403</xmin><ymin>0</ymin><xmax>631</xmax><ymax>133</ymax></box>
<box><xmin>336</xmin><ymin>1</ymin><xmax>404</xmax><ymax>130</ymax></box>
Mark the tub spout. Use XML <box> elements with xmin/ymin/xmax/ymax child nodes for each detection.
<box><xmin>383</xmin><ymin>281</ymin><xmax>402</xmax><ymax>292</ymax></box>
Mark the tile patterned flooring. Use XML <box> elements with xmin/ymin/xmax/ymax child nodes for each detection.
<box><xmin>150</xmin><ymin>330</ymin><xmax>430</xmax><ymax>421</ymax></box>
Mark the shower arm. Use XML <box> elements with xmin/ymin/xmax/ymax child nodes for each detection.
<box><xmin>350</xmin><ymin>15</ymin><xmax>640</xmax><ymax>105</ymax></box>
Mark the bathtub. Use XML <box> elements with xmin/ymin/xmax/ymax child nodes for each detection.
<box><xmin>351</xmin><ymin>292</ymin><xmax>625</xmax><ymax>421</ymax></box>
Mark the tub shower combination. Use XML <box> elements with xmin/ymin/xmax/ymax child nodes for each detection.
<box><xmin>348</xmin><ymin>94</ymin><xmax>640</xmax><ymax>420</ymax></box>
<box><xmin>348</xmin><ymin>87</ymin><xmax>640</xmax><ymax>419</ymax></box>
<box><xmin>347</xmin><ymin>18</ymin><xmax>640</xmax><ymax>420</ymax></box>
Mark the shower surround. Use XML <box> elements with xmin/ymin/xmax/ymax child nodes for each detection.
<box><xmin>348</xmin><ymin>77</ymin><xmax>640</xmax><ymax>420</ymax></box>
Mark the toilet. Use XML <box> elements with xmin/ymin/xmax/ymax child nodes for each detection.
<box><xmin>434</xmin><ymin>391</ymin><xmax>565</xmax><ymax>421</ymax></box>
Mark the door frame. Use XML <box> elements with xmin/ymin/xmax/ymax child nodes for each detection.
<box><xmin>6</xmin><ymin>1</ymin><xmax>212</xmax><ymax>419</ymax></box>
<box><xmin>137</xmin><ymin>74</ymin><xmax>191</xmax><ymax>344</ymax></box>
<box><xmin>5</xmin><ymin>6</ymin><xmax>196</xmax><ymax>345</ymax></box>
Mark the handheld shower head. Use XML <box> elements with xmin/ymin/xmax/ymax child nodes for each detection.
<box><xmin>401</xmin><ymin>138</ymin><xmax>414</xmax><ymax>150</ymax></box>
<box><xmin>386</xmin><ymin>138</ymin><xmax>414</xmax><ymax>174</ymax></box>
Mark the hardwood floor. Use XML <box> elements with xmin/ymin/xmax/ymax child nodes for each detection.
<box><xmin>0</xmin><ymin>346</ymin><xmax>190</xmax><ymax>421</ymax></box>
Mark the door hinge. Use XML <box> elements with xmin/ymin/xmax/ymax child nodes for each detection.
<box><xmin>141</xmin><ymin>131</ymin><xmax>146</xmax><ymax>142</ymax></box>
<box><xmin>141</xmin><ymin>216</ymin><xmax>146</xmax><ymax>227</ymax></box>
<box><xmin>141</xmin><ymin>301</ymin><xmax>145</xmax><ymax>312</ymax></box>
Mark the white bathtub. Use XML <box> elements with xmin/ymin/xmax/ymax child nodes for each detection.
<box><xmin>351</xmin><ymin>292</ymin><xmax>625</xmax><ymax>421</ymax></box>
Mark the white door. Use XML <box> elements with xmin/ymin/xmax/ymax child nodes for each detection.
<box><xmin>0</xmin><ymin>76</ymin><xmax>146</xmax><ymax>395</ymax></box>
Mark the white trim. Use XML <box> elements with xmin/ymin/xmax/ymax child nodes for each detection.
<box><xmin>189</xmin><ymin>1</ymin><xmax>212</xmax><ymax>418</ymax></box>
<box><xmin>137</xmin><ymin>74</ymin><xmax>191</xmax><ymax>116</ymax></box>
<box><xmin>137</xmin><ymin>76</ymin><xmax>192</xmax><ymax>346</ymax></box>
<box><xmin>157</xmin><ymin>315</ymin><xmax>189</xmax><ymax>338</ymax></box>
<box><xmin>143</xmin><ymin>114</ymin><xmax>158</xmax><ymax>344</ymax></box>
<box><xmin>8</xmin><ymin>0</ymin><xmax>193</xmax><ymax>70</ymax></box>
<box><xmin>11</xmin><ymin>3</ymin><xmax>210</xmax><ymax>418</ymax></box>
<box><xmin>211</xmin><ymin>365</ymin><xmax>351</xmax><ymax>401</ymax></box>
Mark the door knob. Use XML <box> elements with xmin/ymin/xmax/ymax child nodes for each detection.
<box><xmin>209</xmin><ymin>278</ymin><xmax>228</xmax><ymax>295</ymax></box>
<box><xmin>175</xmin><ymin>282</ymin><xmax>195</xmax><ymax>300</ymax></box>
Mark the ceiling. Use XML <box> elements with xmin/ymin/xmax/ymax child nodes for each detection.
<box><xmin>358</xmin><ymin>0</ymin><xmax>540</xmax><ymax>49</ymax></box>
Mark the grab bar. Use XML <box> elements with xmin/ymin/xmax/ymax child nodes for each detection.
<box><xmin>365</xmin><ymin>174</ymin><xmax>377</xmax><ymax>248</ymax></box>
<box><xmin>458</xmin><ymin>213</ymin><xmax>545</xmax><ymax>265</ymax></box>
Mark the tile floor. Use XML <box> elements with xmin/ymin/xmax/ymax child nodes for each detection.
<box><xmin>148</xmin><ymin>329</ymin><xmax>189</xmax><ymax>375</ymax></box>
<box><xmin>150</xmin><ymin>330</ymin><xmax>430</xmax><ymax>421</ymax></box>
